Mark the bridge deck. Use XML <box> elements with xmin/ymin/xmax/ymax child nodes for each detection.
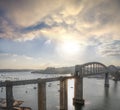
<box><xmin>0</xmin><ymin>76</ymin><xmax>75</xmax><ymax>87</ymax></box>
<box><xmin>0</xmin><ymin>72</ymin><xmax>107</xmax><ymax>87</ymax></box>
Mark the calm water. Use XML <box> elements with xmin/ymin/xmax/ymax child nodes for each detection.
<box><xmin>0</xmin><ymin>72</ymin><xmax>120</xmax><ymax>110</ymax></box>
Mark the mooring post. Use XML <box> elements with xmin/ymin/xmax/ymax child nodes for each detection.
<box><xmin>60</xmin><ymin>79</ymin><xmax>68</xmax><ymax>110</ymax></box>
<box><xmin>38</xmin><ymin>82</ymin><xmax>46</xmax><ymax>110</ymax></box>
<box><xmin>105</xmin><ymin>72</ymin><xmax>109</xmax><ymax>87</ymax></box>
<box><xmin>6</xmin><ymin>81</ymin><xmax>14</xmax><ymax>110</ymax></box>
<box><xmin>73</xmin><ymin>65</ymin><xmax>84</xmax><ymax>105</ymax></box>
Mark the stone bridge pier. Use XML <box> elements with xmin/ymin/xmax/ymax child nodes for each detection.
<box><xmin>60</xmin><ymin>79</ymin><xmax>68</xmax><ymax>110</ymax></box>
<box><xmin>73</xmin><ymin>65</ymin><xmax>84</xmax><ymax>105</ymax></box>
<box><xmin>38</xmin><ymin>82</ymin><xmax>46</xmax><ymax>110</ymax></box>
<box><xmin>105</xmin><ymin>72</ymin><xmax>109</xmax><ymax>87</ymax></box>
<box><xmin>38</xmin><ymin>78</ymin><xmax>68</xmax><ymax>110</ymax></box>
<box><xmin>6</xmin><ymin>81</ymin><xmax>14</xmax><ymax>110</ymax></box>
<box><xmin>73</xmin><ymin>77</ymin><xmax>84</xmax><ymax>105</ymax></box>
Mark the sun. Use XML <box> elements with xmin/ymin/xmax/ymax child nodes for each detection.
<box><xmin>57</xmin><ymin>38</ymin><xmax>80</xmax><ymax>57</ymax></box>
<box><xmin>62</xmin><ymin>41</ymin><xmax>79</xmax><ymax>54</ymax></box>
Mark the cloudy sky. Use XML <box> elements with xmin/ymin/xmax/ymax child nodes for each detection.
<box><xmin>0</xmin><ymin>0</ymin><xmax>120</xmax><ymax>69</ymax></box>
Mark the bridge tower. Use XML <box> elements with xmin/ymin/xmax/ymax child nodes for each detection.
<box><xmin>73</xmin><ymin>65</ymin><xmax>84</xmax><ymax>105</ymax></box>
<box><xmin>104</xmin><ymin>72</ymin><xmax>109</xmax><ymax>87</ymax></box>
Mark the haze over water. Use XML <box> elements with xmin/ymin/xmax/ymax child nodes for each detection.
<box><xmin>0</xmin><ymin>72</ymin><xmax>120</xmax><ymax>110</ymax></box>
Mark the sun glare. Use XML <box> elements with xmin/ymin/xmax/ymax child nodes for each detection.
<box><xmin>62</xmin><ymin>41</ymin><xmax>79</xmax><ymax>54</ymax></box>
<box><xmin>58</xmin><ymin>39</ymin><xmax>80</xmax><ymax>57</ymax></box>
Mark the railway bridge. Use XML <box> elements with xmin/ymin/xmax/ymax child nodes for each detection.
<box><xmin>0</xmin><ymin>62</ymin><xmax>119</xmax><ymax>110</ymax></box>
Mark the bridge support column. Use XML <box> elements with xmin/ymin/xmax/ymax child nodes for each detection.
<box><xmin>114</xmin><ymin>72</ymin><xmax>119</xmax><ymax>81</ymax></box>
<box><xmin>60</xmin><ymin>79</ymin><xmax>68</xmax><ymax>110</ymax></box>
<box><xmin>105</xmin><ymin>73</ymin><xmax>109</xmax><ymax>87</ymax></box>
<box><xmin>6</xmin><ymin>81</ymin><xmax>14</xmax><ymax>110</ymax></box>
<box><xmin>38</xmin><ymin>82</ymin><xmax>46</xmax><ymax>110</ymax></box>
<box><xmin>73</xmin><ymin>77</ymin><xmax>84</xmax><ymax>105</ymax></box>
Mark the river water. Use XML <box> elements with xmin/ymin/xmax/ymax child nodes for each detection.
<box><xmin>0</xmin><ymin>72</ymin><xmax>120</xmax><ymax>110</ymax></box>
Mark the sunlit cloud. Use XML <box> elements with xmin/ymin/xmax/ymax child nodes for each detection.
<box><xmin>0</xmin><ymin>0</ymin><xmax>120</xmax><ymax>42</ymax></box>
<box><xmin>98</xmin><ymin>40</ymin><xmax>120</xmax><ymax>57</ymax></box>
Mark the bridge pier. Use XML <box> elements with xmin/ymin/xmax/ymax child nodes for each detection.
<box><xmin>105</xmin><ymin>72</ymin><xmax>109</xmax><ymax>87</ymax></box>
<box><xmin>74</xmin><ymin>104</ymin><xmax>83</xmax><ymax>110</ymax></box>
<box><xmin>6</xmin><ymin>81</ymin><xmax>14</xmax><ymax>110</ymax></box>
<box><xmin>60</xmin><ymin>79</ymin><xmax>68</xmax><ymax>110</ymax></box>
<box><xmin>113</xmin><ymin>72</ymin><xmax>119</xmax><ymax>81</ymax></box>
<box><xmin>73</xmin><ymin>77</ymin><xmax>84</xmax><ymax>105</ymax></box>
<box><xmin>38</xmin><ymin>82</ymin><xmax>46</xmax><ymax>110</ymax></box>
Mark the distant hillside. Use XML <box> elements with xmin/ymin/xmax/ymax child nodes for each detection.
<box><xmin>31</xmin><ymin>66</ymin><xmax>75</xmax><ymax>74</ymax></box>
<box><xmin>0</xmin><ymin>69</ymin><xmax>35</xmax><ymax>72</ymax></box>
